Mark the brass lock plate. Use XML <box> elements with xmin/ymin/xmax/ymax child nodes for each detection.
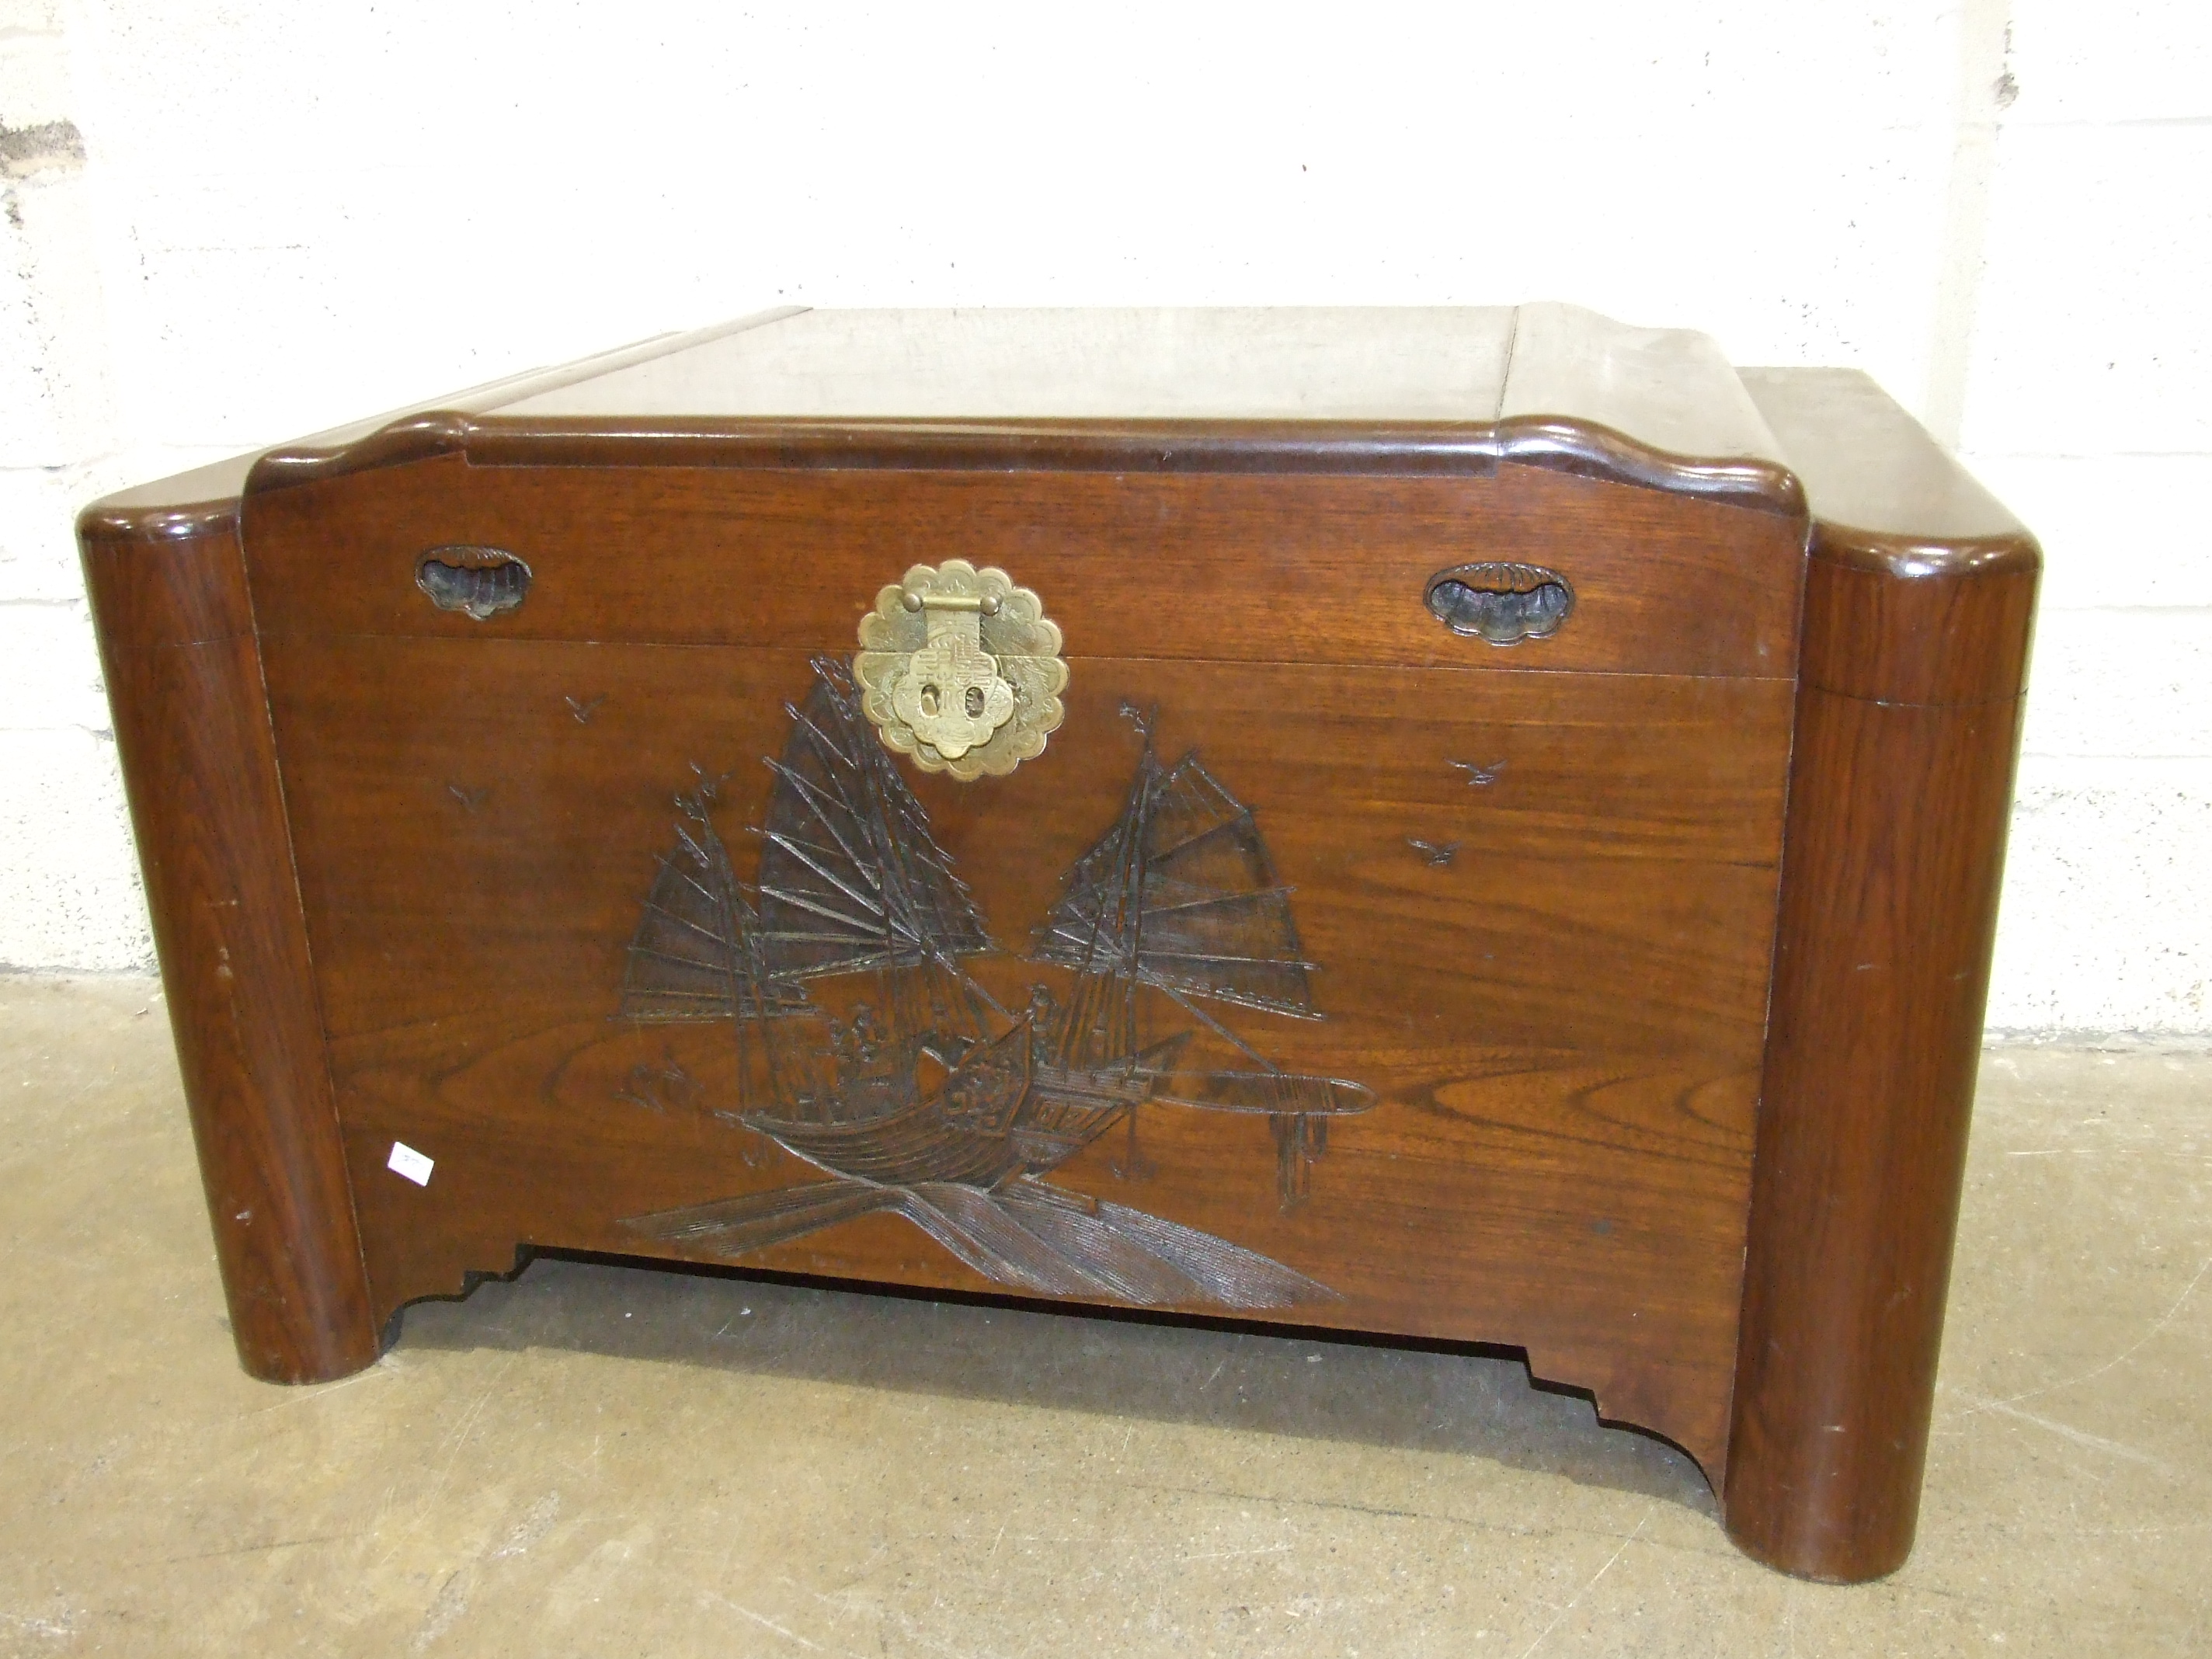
<box><xmin>854</xmin><ymin>561</ymin><xmax>1067</xmax><ymax>780</ymax></box>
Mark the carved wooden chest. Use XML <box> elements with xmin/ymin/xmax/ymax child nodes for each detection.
<box><xmin>80</xmin><ymin>305</ymin><xmax>2037</xmax><ymax>1581</ymax></box>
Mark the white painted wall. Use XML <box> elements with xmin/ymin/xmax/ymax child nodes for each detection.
<box><xmin>2</xmin><ymin>2</ymin><xmax>2204</xmax><ymax>1032</ymax></box>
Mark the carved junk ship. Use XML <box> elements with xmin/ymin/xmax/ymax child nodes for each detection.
<box><xmin>613</xmin><ymin>660</ymin><xmax>1374</xmax><ymax>1309</ymax></box>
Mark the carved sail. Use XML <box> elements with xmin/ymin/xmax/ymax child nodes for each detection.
<box><xmin>620</xmin><ymin>662</ymin><xmax>993</xmax><ymax>1031</ymax></box>
<box><xmin>619</xmin><ymin>781</ymin><xmax>803</xmax><ymax>1024</ymax></box>
<box><xmin>752</xmin><ymin>665</ymin><xmax>993</xmax><ymax>986</ymax></box>
<box><xmin>1034</xmin><ymin>749</ymin><xmax>1319</xmax><ymax>1018</ymax></box>
<box><xmin>1030</xmin><ymin>729</ymin><xmax>1376</xmax><ymax>1204</ymax></box>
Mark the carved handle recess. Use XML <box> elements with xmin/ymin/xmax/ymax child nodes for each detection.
<box><xmin>1425</xmin><ymin>562</ymin><xmax>1574</xmax><ymax>645</ymax></box>
<box><xmin>417</xmin><ymin>546</ymin><xmax>531</xmax><ymax>620</ymax></box>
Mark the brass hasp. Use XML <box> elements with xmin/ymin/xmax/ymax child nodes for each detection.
<box><xmin>854</xmin><ymin>560</ymin><xmax>1068</xmax><ymax>781</ymax></box>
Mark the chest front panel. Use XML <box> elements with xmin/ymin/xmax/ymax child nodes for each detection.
<box><xmin>244</xmin><ymin>454</ymin><xmax>1804</xmax><ymax>1473</ymax></box>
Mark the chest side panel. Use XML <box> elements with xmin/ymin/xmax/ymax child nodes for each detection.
<box><xmin>245</xmin><ymin>456</ymin><xmax>1803</xmax><ymax>1476</ymax></box>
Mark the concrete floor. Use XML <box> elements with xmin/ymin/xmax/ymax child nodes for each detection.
<box><xmin>2</xmin><ymin>977</ymin><xmax>2207</xmax><ymax>1657</ymax></box>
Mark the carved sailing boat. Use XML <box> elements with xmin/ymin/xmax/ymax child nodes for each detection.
<box><xmin>1029</xmin><ymin>706</ymin><xmax>1376</xmax><ymax>1205</ymax></box>
<box><xmin>614</xmin><ymin>659</ymin><xmax>1373</xmax><ymax>1309</ymax></box>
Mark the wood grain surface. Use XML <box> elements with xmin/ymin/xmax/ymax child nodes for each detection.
<box><xmin>246</xmin><ymin>464</ymin><xmax>1796</xmax><ymax>1469</ymax></box>
<box><xmin>1727</xmin><ymin>686</ymin><xmax>2026</xmax><ymax>1579</ymax></box>
<box><xmin>242</xmin><ymin>457</ymin><xmax>1806</xmax><ymax>682</ymax></box>
<box><xmin>1725</xmin><ymin>366</ymin><xmax>2039</xmax><ymax>1580</ymax></box>
<box><xmin>77</xmin><ymin>513</ymin><xmax>378</xmax><ymax>1383</ymax></box>
<box><xmin>77</xmin><ymin>320</ymin><xmax>2043</xmax><ymax>1584</ymax></box>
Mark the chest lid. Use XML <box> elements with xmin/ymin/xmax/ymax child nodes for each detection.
<box><xmin>230</xmin><ymin>304</ymin><xmax>1811</xmax><ymax>685</ymax></box>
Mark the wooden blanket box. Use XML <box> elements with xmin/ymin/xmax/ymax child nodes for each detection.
<box><xmin>79</xmin><ymin>304</ymin><xmax>2038</xmax><ymax>1581</ymax></box>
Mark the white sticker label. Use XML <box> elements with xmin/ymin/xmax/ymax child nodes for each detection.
<box><xmin>387</xmin><ymin>1141</ymin><xmax>435</xmax><ymax>1186</ymax></box>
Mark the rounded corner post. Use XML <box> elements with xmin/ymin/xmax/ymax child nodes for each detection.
<box><xmin>1723</xmin><ymin>530</ymin><xmax>2038</xmax><ymax>1581</ymax></box>
<box><xmin>78</xmin><ymin>499</ymin><xmax>381</xmax><ymax>1384</ymax></box>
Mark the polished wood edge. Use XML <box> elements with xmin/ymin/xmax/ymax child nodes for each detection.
<box><xmin>79</xmin><ymin>516</ymin><xmax>381</xmax><ymax>1383</ymax></box>
<box><xmin>1810</xmin><ymin>523</ymin><xmax>2041</xmax><ymax>582</ymax></box>
<box><xmin>246</xmin><ymin>411</ymin><xmax>475</xmax><ymax>493</ymax></box>
<box><xmin>1495</xmin><ymin>416</ymin><xmax>1803</xmax><ymax>516</ymax></box>
<box><xmin>235</xmin><ymin>408</ymin><xmax>1807</xmax><ymax>510</ymax></box>
<box><xmin>73</xmin><ymin>308</ymin><xmax>812</xmax><ymax>523</ymax></box>
<box><xmin>1749</xmin><ymin>365</ymin><xmax>2042</xmax><ymax>705</ymax></box>
<box><xmin>1501</xmin><ymin>302</ymin><xmax>1791</xmax><ymax>468</ymax></box>
<box><xmin>453</xmin><ymin>304</ymin><xmax>809</xmax><ymax>417</ymax></box>
<box><xmin>1724</xmin><ymin>542</ymin><xmax>2029</xmax><ymax>1580</ymax></box>
<box><xmin>1741</xmin><ymin>367</ymin><xmax>2041</xmax><ymax>580</ymax></box>
<box><xmin>77</xmin><ymin>496</ymin><xmax>242</xmax><ymax>547</ymax></box>
<box><xmin>454</xmin><ymin>416</ymin><xmax>1507</xmax><ymax>476</ymax></box>
<box><xmin>79</xmin><ymin>517</ymin><xmax>256</xmax><ymax>642</ymax></box>
<box><xmin>78</xmin><ymin>509</ymin><xmax>255</xmax><ymax>649</ymax></box>
<box><xmin>1801</xmin><ymin>554</ymin><xmax>2040</xmax><ymax>707</ymax></box>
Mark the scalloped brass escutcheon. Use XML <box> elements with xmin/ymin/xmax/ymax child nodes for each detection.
<box><xmin>854</xmin><ymin>560</ymin><xmax>1067</xmax><ymax>780</ymax></box>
